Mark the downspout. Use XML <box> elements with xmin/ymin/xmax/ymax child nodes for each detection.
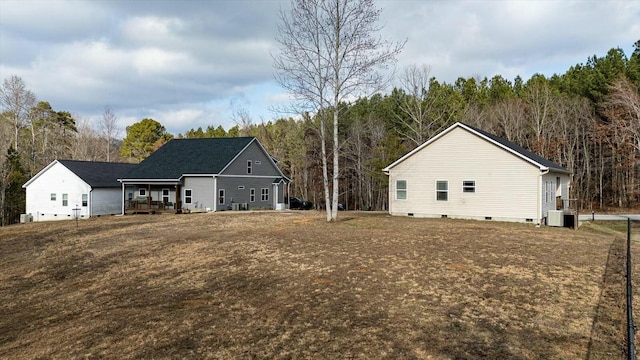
<box><xmin>538</xmin><ymin>168</ymin><xmax>550</xmax><ymax>226</ymax></box>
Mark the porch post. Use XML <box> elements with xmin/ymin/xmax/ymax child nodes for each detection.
<box><xmin>121</xmin><ymin>182</ymin><xmax>125</xmax><ymax>215</ymax></box>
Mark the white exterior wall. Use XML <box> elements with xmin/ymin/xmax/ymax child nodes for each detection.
<box><xmin>25</xmin><ymin>162</ymin><xmax>91</xmax><ymax>222</ymax></box>
<box><xmin>388</xmin><ymin>127</ymin><xmax>541</xmax><ymax>222</ymax></box>
<box><xmin>183</xmin><ymin>176</ymin><xmax>214</xmax><ymax>211</ymax></box>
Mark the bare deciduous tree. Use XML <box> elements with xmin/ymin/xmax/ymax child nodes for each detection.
<box><xmin>100</xmin><ymin>106</ymin><xmax>120</xmax><ymax>162</ymax></box>
<box><xmin>0</xmin><ymin>75</ymin><xmax>36</xmax><ymax>152</ymax></box>
<box><xmin>274</xmin><ymin>0</ymin><xmax>404</xmax><ymax>221</ymax></box>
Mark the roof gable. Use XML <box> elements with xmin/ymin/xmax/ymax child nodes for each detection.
<box><xmin>383</xmin><ymin>122</ymin><xmax>569</xmax><ymax>173</ymax></box>
<box><xmin>23</xmin><ymin>160</ymin><xmax>137</xmax><ymax>188</ymax></box>
<box><xmin>122</xmin><ymin>137</ymin><xmax>269</xmax><ymax>180</ymax></box>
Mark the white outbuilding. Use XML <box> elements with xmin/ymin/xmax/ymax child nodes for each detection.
<box><xmin>22</xmin><ymin>160</ymin><xmax>136</xmax><ymax>222</ymax></box>
<box><xmin>383</xmin><ymin>122</ymin><xmax>572</xmax><ymax>225</ymax></box>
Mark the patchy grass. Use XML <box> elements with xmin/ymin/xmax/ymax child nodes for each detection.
<box><xmin>0</xmin><ymin>211</ymin><xmax>634</xmax><ymax>359</ymax></box>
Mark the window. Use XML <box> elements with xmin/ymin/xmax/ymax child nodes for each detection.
<box><xmin>396</xmin><ymin>180</ymin><xmax>407</xmax><ymax>200</ymax></box>
<box><xmin>261</xmin><ymin>188</ymin><xmax>269</xmax><ymax>201</ymax></box>
<box><xmin>162</xmin><ymin>188</ymin><xmax>170</xmax><ymax>203</ymax></box>
<box><xmin>184</xmin><ymin>189</ymin><xmax>192</xmax><ymax>204</ymax></box>
<box><xmin>436</xmin><ymin>181</ymin><xmax>448</xmax><ymax>201</ymax></box>
<box><xmin>82</xmin><ymin>194</ymin><xmax>88</xmax><ymax>207</ymax></box>
<box><xmin>218</xmin><ymin>189</ymin><xmax>225</xmax><ymax>205</ymax></box>
<box><xmin>139</xmin><ymin>188</ymin><xmax>146</xmax><ymax>197</ymax></box>
<box><xmin>238</xmin><ymin>185</ymin><xmax>245</xmax><ymax>190</ymax></box>
<box><xmin>247</xmin><ymin>160</ymin><xmax>252</xmax><ymax>174</ymax></box>
<box><xmin>127</xmin><ymin>192</ymin><xmax>133</xmax><ymax>200</ymax></box>
<box><xmin>462</xmin><ymin>180</ymin><xmax>475</xmax><ymax>193</ymax></box>
<box><xmin>51</xmin><ymin>193</ymin><xmax>56</xmax><ymax>201</ymax></box>
<box><xmin>250</xmin><ymin>188</ymin><xmax>256</xmax><ymax>202</ymax></box>
<box><xmin>255</xmin><ymin>160</ymin><xmax>261</xmax><ymax>165</ymax></box>
<box><xmin>62</xmin><ymin>194</ymin><xmax>68</xmax><ymax>207</ymax></box>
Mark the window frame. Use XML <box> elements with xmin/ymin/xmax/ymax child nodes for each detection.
<box><xmin>396</xmin><ymin>180</ymin><xmax>407</xmax><ymax>200</ymax></box>
<box><xmin>51</xmin><ymin>193</ymin><xmax>56</xmax><ymax>201</ymax></box>
<box><xmin>261</xmin><ymin>188</ymin><xmax>269</xmax><ymax>202</ymax></box>
<box><xmin>62</xmin><ymin>193</ymin><xmax>68</xmax><ymax>207</ymax></box>
<box><xmin>462</xmin><ymin>180</ymin><xmax>476</xmax><ymax>193</ymax></box>
<box><xmin>247</xmin><ymin>160</ymin><xmax>252</xmax><ymax>174</ymax></box>
<box><xmin>250</xmin><ymin>188</ymin><xmax>256</xmax><ymax>202</ymax></box>
<box><xmin>139</xmin><ymin>188</ymin><xmax>146</xmax><ymax>197</ymax></box>
<box><xmin>82</xmin><ymin>194</ymin><xmax>88</xmax><ymax>207</ymax></box>
<box><xmin>436</xmin><ymin>180</ymin><xmax>448</xmax><ymax>201</ymax></box>
<box><xmin>184</xmin><ymin>189</ymin><xmax>192</xmax><ymax>204</ymax></box>
<box><xmin>218</xmin><ymin>189</ymin><xmax>225</xmax><ymax>205</ymax></box>
<box><xmin>162</xmin><ymin>188</ymin><xmax>170</xmax><ymax>203</ymax></box>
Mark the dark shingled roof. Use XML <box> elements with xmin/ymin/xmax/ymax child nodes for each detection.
<box><xmin>461</xmin><ymin>122</ymin><xmax>569</xmax><ymax>173</ymax></box>
<box><xmin>58</xmin><ymin>160</ymin><xmax>137</xmax><ymax>188</ymax></box>
<box><xmin>122</xmin><ymin>137</ymin><xmax>255</xmax><ymax>180</ymax></box>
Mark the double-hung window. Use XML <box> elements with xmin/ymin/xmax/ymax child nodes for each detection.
<box><xmin>184</xmin><ymin>189</ymin><xmax>192</xmax><ymax>204</ymax></box>
<box><xmin>396</xmin><ymin>180</ymin><xmax>407</xmax><ymax>200</ymax></box>
<box><xmin>62</xmin><ymin>194</ymin><xmax>68</xmax><ymax>206</ymax></box>
<box><xmin>218</xmin><ymin>189</ymin><xmax>225</xmax><ymax>205</ymax></box>
<box><xmin>247</xmin><ymin>160</ymin><xmax>252</xmax><ymax>174</ymax></box>
<box><xmin>436</xmin><ymin>181</ymin><xmax>448</xmax><ymax>201</ymax></box>
<box><xmin>250</xmin><ymin>188</ymin><xmax>256</xmax><ymax>202</ymax></box>
<box><xmin>82</xmin><ymin>194</ymin><xmax>88</xmax><ymax>207</ymax></box>
<box><xmin>261</xmin><ymin>188</ymin><xmax>269</xmax><ymax>201</ymax></box>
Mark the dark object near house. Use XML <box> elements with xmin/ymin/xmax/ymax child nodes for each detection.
<box><xmin>289</xmin><ymin>197</ymin><xmax>312</xmax><ymax>210</ymax></box>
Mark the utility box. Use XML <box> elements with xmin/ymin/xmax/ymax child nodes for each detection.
<box><xmin>20</xmin><ymin>214</ymin><xmax>33</xmax><ymax>223</ymax></box>
<box><xmin>547</xmin><ymin>210</ymin><xmax>564</xmax><ymax>227</ymax></box>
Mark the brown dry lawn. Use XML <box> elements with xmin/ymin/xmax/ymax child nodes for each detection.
<box><xmin>0</xmin><ymin>211</ymin><xmax>637</xmax><ymax>359</ymax></box>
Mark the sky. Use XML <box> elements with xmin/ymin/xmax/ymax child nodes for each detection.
<box><xmin>0</xmin><ymin>0</ymin><xmax>638</xmax><ymax>137</ymax></box>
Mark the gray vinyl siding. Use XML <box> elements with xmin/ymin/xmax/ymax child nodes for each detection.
<box><xmin>222</xmin><ymin>141</ymin><xmax>282</xmax><ymax>176</ymax></box>
<box><xmin>216</xmin><ymin>177</ymin><xmax>275</xmax><ymax>210</ymax></box>
<box><xmin>183</xmin><ymin>177</ymin><xmax>214</xmax><ymax>211</ymax></box>
<box><xmin>91</xmin><ymin>188</ymin><xmax>122</xmax><ymax>216</ymax></box>
<box><xmin>388</xmin><ymin>126</ymin><xmax>540</xmax><ymax>222</ymax></box>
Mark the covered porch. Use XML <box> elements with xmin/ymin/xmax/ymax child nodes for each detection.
<box><xmin>122</xmin><ymin>182</ymin><xmax>182</xmax><ymax>214</ymax></box>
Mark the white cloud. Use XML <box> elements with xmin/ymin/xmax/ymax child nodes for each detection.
<box><xmin>1</xmin><ymin>0</ymin><xmax>638</xmax><ymax>137</ymax></box>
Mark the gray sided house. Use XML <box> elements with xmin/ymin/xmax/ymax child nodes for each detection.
<box><xmin>118</xmin><ymin>137</ymin><xmax>290</xmax><ymax>213</ymax></box>
<box><xmin>383</xmin><ymin>122</ymin><xmax>572</xmax><ymax>225</ymax></box>
<box><xmin>22</xmin><ymin>160</ymin><xmax>137</xmax><ymax>222</ymax></box>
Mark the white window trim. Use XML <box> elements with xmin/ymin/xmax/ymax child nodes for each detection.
<box><xmin>396</xmin><ymin>180</ymin><xmax>407</xmax><ymax>200</ymax></box>
<box><xmin>238</xmin><ymin>185</ymin><xmax>245</xmax><ymax>190</ymax></box>
<box><xmin>82</xmin><ymin>194</ymin><xmax>88</xmax><ymax>207</ymax></box>
<box><xmin>247</xmin><ymin>160</ymin><xmax>252</xmax><ymax>174</ymax></box>
<box><xmin>462</xmin><ymin>180</ymin><xmax>476</xmax><ymax>193</ymax></box>
<box><xmin>51</xmin><ymin>193</ymin><xmax>56</xmax><ymax>201</ymax></box>
<box><xmin>218</xmin><ymin>189</ymin><xmax>225</xmax><ymax>205</ymax></box>
<box><xmin>184</xmin><ymin>189</ymin><xmax>192</xmax><ymax>204</ymax></box>
<box><xmin>62</xmin><ymin>193</ymin><xmax>68</xmax><ymax>207</ymax></box>
<box><xmin>436</xmin><ymin>180</ymin><xmax>448</xmax><ymax>201</ymax></box>
<box><xmin>250</xmin><ymin>188</ymin><xmax>256</xmax><ymax>202</ymax></box>
<box><xmin>261</xmin><ymin>188</ymin><xmax>269</xmax><ymax>202</ymax></box>
<box><xmin>139</xmin><ymin>188</ymin><xmax>146</xmax><ymax>197</ymax></box>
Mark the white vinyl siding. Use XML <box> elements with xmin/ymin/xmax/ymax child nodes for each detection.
<box><xmin>388</xmin><ymin>126</ymin><xmax>540</xmax><ymax>221</ymax></box>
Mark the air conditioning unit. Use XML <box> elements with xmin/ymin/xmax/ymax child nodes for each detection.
<box><xmin>241</xmin><ymin>203</ymin><xmax>248</xmax><ymax>210</ymax></box>
<box><xmin>547</xmin><ymin>210</ymin><xmax>564</xmax><ymax>227</ymax></box>
<box><xmin>20</xmin><ymin>214</ymin><xmax>33</xmax><ymax>223</ymax></box>
<box><xmin>232</xmin><ymin>203</ymin><xmax>240</xmax><ymax>211</ymax></box>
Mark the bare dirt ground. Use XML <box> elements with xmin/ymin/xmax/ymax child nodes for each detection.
<box><xmin>0</xmin><ymin>211</ymin><xmax>637</xmax><ymax>359</ymax></box>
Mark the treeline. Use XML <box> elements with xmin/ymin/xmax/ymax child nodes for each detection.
<box><xmin>1</xmin><ymin>43</ymin><xmax>639</xmax><ymax>224</ymax></box>
<box><xmin>213</xmin><ymin>43</ymin><xmax>639</xmax><ymax>211</ymax></box>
